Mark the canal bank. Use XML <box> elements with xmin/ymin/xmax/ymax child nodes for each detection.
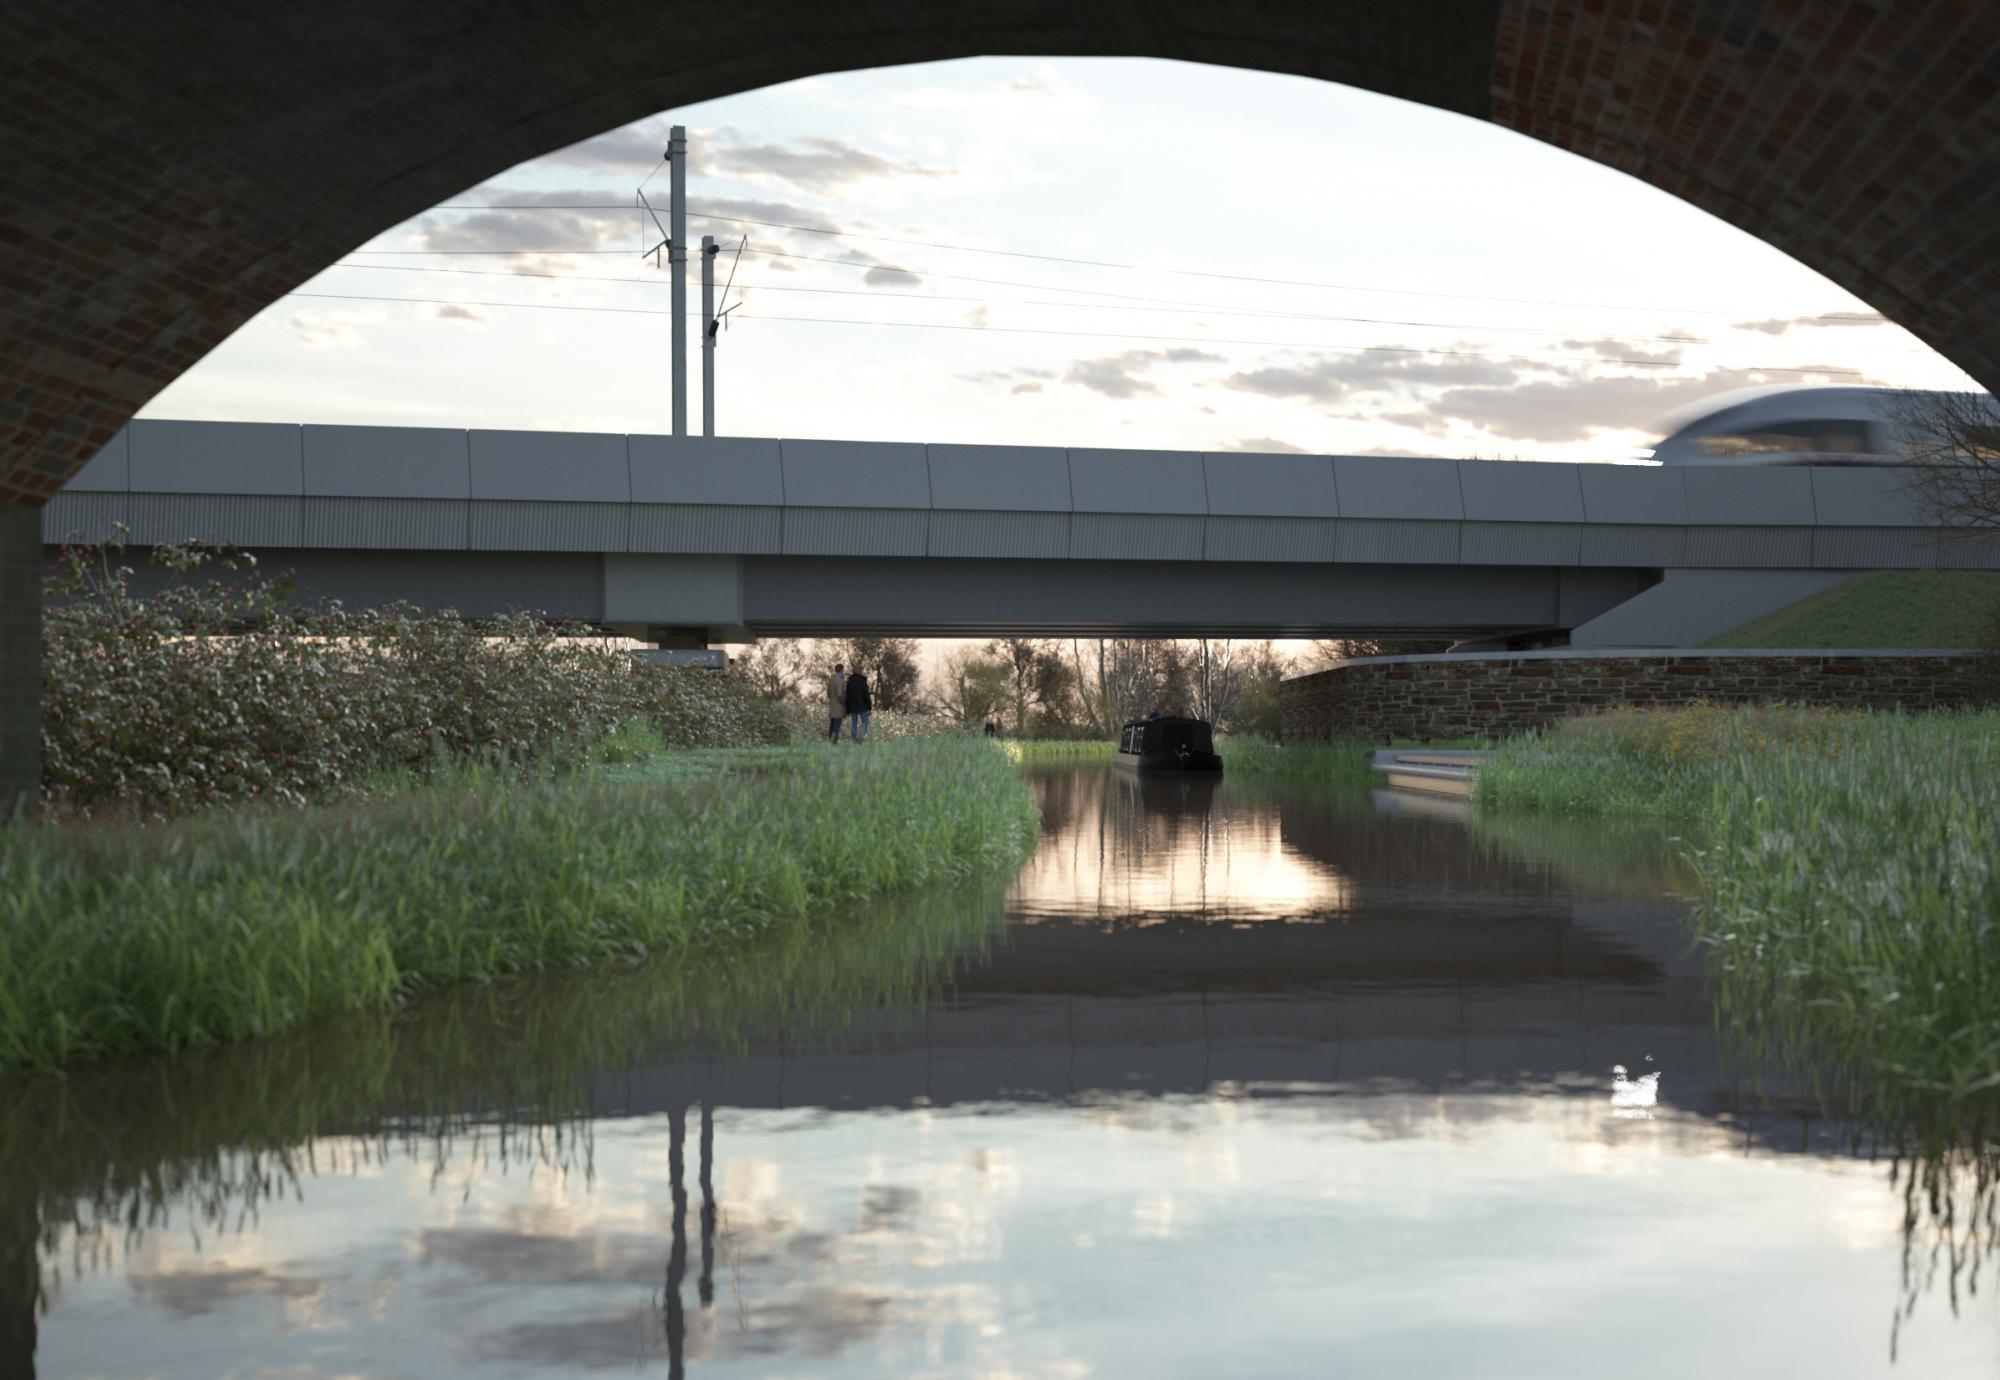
<box><xmin>0</xmin><ymin>738</ymin><xmax>1038</xmax><ymax>1070</ymax></box>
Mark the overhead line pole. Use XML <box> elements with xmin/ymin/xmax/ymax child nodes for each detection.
<box><xmin>701</xmin><ymin>234</ymin><xmax>718</xmax><ymax>438</ymax></box>
<box><xmin>668</xmin><ymin>124</ymin><xmax>688</xmax><ymax>438</ymax></box>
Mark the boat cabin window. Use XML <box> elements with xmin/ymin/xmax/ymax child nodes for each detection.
<box><xmin>1121</xmin><ymin>719</ymin><xmax>1214</xmax><ymax>754</ymax></box>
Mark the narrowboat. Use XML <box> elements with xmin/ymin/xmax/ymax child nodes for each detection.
<box><xmin>1114</xmin><ymin>716</ymin><xmax>1224</xmax><ymax>773</ymax></box>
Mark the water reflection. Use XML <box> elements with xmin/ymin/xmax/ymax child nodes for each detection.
<box><xmin>7</xmin><ymin>767</ymin><xmax>1997</xmax><ymax>1377</ymax></box>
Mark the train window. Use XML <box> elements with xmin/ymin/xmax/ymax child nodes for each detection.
<box><xmin>1692</xmin><ymin>419</ymin><xmax>1875</xmax><ymax>455</ymax></box>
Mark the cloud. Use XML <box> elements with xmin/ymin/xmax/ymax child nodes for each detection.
<box><xmin>537</xmin><ymin>123</ymin><xmax>673</xmax><ymax>173</ymax></box>
<box><xmin>699</xmin><ymin>131</ymin><xmax>950</xmax><ymax>192</ymax></box>
<box><xmin>287</xmin><ymin>310</ymin><xmax>369</xmax><ymax>350</ymax></box>
<box><xmin>1558</xmin><ymin>337</ymin><xmax>1684</xmax><ymax>367</ymax></box>
<box><xmin>433</xmin><ymin>304</ymin><xmax>483</xmax><ymax>322</ymax></box>
<box><xmin>956</xmin><ymin>366</ymin><xmax>1056</xmax><ymax>392</ymax></box>
<box><xmin>1733</xmin><ymin>310</ymin><xmax>1889</xmax><ymax>335</ymax></box>
<box><xmin>412</xmin><ymin>207</ymin><xmax>634</xmax><ymax>257</ymax></box>
<box><xmin>1063</xmin><ymin>348</ymin><xmax>1221</xmax><ymax>400</ymax></box>
<box><xmin>1067</xmin><ymin>356</ymin><xmax>1160</xmax><ymax>399</ymax></box>
<box><xmin>862</xmin><ymin>265</ymin><xmax>922</xmax><ymax>287</ymax></box>
<box><xmin>1219</xmin><ymin>352</ymin><xmax>1522</xmax><ymax>403</ymax></box>
<box><xmin>129</xmin><ymin>1263</ymin><xmax>328</xmax><ymax>1317</ymax></box>
<box><xmin>1217</xmin><ymin>436</ymin><xmax>1308</xmax><ymax>453</ymax></box>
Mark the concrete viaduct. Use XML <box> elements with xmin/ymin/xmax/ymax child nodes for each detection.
<box><xmin>8</xmin><ymin>1</ymin><xmax>2000</xmax><ymax>803</ymax></box>
<box><xmin>44</xmin><ymin>419</ymin><xmax>1999</xmax><ymax>646</ymax></box>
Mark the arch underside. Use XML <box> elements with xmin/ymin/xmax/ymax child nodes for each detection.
<box><xmin>4</xmin><ymin>0</ymin><xmax>1998</xmax><ymax>503</ymax></box>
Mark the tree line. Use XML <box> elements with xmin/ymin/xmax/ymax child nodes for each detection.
<box><xmin>732</xmin><ymin>636</ymin><xmax>1448</xmax><ymax>738</ymax></box>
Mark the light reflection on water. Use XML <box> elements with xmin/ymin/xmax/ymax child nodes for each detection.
<box><xmin>12</xmin><ymin>767</ymin><xmax>2000</xmax><ymax>1377</ymax></box>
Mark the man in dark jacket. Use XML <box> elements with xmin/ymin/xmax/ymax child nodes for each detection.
<box><xmin>844</xmin><ymin>668</ymin><xmax>873</xmax><ymax>742</ymax></box>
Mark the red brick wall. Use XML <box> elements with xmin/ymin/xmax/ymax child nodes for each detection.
<box><xmin>1281</xmin><ymin>650</ymin><xmax>1992</xmax><ymax>742</ymax></box>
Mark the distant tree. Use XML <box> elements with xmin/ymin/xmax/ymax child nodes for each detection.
<box><xmin>1215</xmin><ymin>641</ymin><xmax>1292</xmax><ymax>737</ymax></box>
<box><xmin>1308</xmin><ymin>637</ymin><xmax>1453</xmax><ymax>667</ymax></box>
<box><xmin>935</xmin><ymin>647</ymin><xmax>1011</xmax><ymax>727</ymax></box>
<box><xmin>1886</xmin><ymin>389</ymin><xmax>2000</xmax><ymax>532</ymax></box>
<box><xmin>735</xmin><ymin>638</ymin><xmax>813</xmax><ymax>701</ymax></box>
<box><xmin>834</xmin><ymin>636</ymin><xmax>923</xmax><ymax>710</ymax></box>
<box><xmin>1189</xmin><ymin>639</ymin><xmax>1244</xmax><ymax>726</ymax></box>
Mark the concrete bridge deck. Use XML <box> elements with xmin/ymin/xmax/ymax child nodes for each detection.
<box><xmin>43</xmin><ymin>420</ymin><xmax>2000</xmax><ymax>642</ymax></box>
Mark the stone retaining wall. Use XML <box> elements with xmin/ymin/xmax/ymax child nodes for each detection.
<box><xmin>1279</xmin><ymin>649</ymin><xmax>1992</xmax><ymax>743</ymax></box>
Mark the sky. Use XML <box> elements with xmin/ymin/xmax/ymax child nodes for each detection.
<box><xmin>140</xmin><ymin>57</ymin><xmax>1978</xmax><ymax>463</ymax></box>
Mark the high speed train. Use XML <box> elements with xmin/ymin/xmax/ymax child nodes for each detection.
<box><xmin>1646</xmin><ymin>385</ymin><xmax>1992</xmax><ymax>466</ymax></box>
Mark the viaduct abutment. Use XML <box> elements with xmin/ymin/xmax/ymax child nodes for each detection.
<box><xmin>1280</xmin><ymin>648</ymin><xmax>1995</xmax><ymax>743</ymax></box>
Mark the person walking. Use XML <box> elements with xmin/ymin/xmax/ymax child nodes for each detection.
<box><xmin>844</xmin><ymin>666</ymin><xmax>873</xmax><ymax>743</ymax></box>
<box><xmin>824</xmin><ymin>662</ymin><xmax>848</xmax><ymax>745</ymax></box>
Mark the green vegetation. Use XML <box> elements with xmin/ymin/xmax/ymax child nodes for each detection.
<box><xmin>1478</xmin><ymin>703</ymin><xmax>2000</xmax><ymax>1116</ymax></box>
<box><xmin>1219</xmin><ymin>735</ymin><xmax>1376</xmax><ymax>786</ymax></box>
<box><xmin>774</xmin><ymin>701</ymin><xmax>962</xmax><ymax>743</ymax></box>
<box><xmin>0</xmin><ymin>739</ymin><xmax>1038</xmax><ymax>1070</ymax></box>
<box><xmin>0</xmin><ymin>874</ymin><xmax>1013</xmax><ymax>1305</ymax></box>
<box><xmin>1002</xmin><ymin>734</ymin><xmax>1377</xmax><ymax>783</ymax></box>
<box><xmin>41</xmin><ymin>536</ymin><xmax>787</xmax><ymax>816</ymax></box>
<box><xmin>1004</xmin><ymin>738</ymin><xmax>1116</xmax><ymax>763</ymax></box>
<box><xmin>1701</xmin><ymin>570</ymin><xmax>2000</xmax><ymax>648</ymax></box>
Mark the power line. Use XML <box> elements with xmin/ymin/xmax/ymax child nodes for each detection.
<box><xmin>322</xmin><ymin>258</ymin><xmax>1724</xmax><ymax>346</ymax></box>
<box><xmin>280</xmin><ymin>290</ymin><xmax>1873</xmax><ymax>375</ymax></box>
<box><xmin>329</xmin><ymin>250</ymin><xmax>1931</xmax><ymax>358</ymax></box>
<box><xmin>412</xmin><ymin>201</ymin><xmax>1890</xmax><ymax>323</ymax></box>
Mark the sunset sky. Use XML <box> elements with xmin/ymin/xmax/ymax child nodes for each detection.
<box><xmin>143</xmin><ymin>56</ymin><xmax>1973</xmax><ymax>463</ymax></box>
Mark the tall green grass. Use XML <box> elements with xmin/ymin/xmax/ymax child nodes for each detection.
<box><xmin>1478</xmin><ymin>704</ymin><xmax>2000</xmax><ymax>1118</ymax></box>
<box><xmin>0</xmin><ymin>739</ymin><xmax>1038</xmax><ymax>1070</ymax></box>
<box><xmin>0</xmin><ymin>874</ymin><xmax>1014</xmax><ymax>1303</ymax></box>
<box><xmin>1220</xmin><ymin>735</ymin><xmax>1376</xmax><ymax>786</ymax></box>
<box><xmin>1004</xmin><ymin>739</ymin><xmax>1116</xmax><ymax>763</ymax></box>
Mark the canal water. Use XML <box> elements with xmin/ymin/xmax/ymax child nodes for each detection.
<box><xmin>7</xmin><ymin>767</ymin><xmax>1996</xmax><ymax>1377</ymax></box>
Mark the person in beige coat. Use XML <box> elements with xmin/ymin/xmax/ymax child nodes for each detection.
<box><xmin>824</xmin><ymin>662</ymin><xmax>848</xmax><ymax>745</ymax></box>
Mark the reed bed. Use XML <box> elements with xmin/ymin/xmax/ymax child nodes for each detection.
<box><xmin>1</xmin><ymin>874</ymin><xmax>1014</xmax><ymax>1299</ymax></box>
<box><xmin>0</xmin><ymin>739</ymin><xmax>1039</xmax><ymax>1070</ymax></box>
<box><xmin>1478</xmin><ymin>703</ymin><xmax>2000</xmax><ymax>1114</ymax></box>
<box><xmin>1003</xmin><ymin>739</ymin><xmax>1117</xmax><ymax>763</ymax></box>
<box><xmin>1218</xmin><ymin>735</ymin><xmax>1376</xmax><ymax>786</ymax></box>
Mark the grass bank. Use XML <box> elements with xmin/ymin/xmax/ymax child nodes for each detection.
<box><xmin>1005</xmin><ymin>739</ymin><xmax>1116</xmax><ymax>763</ymax></box>
<box><xmin>1477</xmin><ymin>704</ymin><xmax>2000</xmax><ymax>1113</ymax></box>
<box><xmin>1</xmin><ymin>874</ymin><xmax>1015</xmax><ymax>1305</ymax></box>
<box><xmin>1004</xmin><ymin>735</ymin><xmax>1375</xmax><ymax>782</ymax></box>
<box><xmin>0</xmin><ymin>738</ymin><xmax>1039</xmax><ymax>1071</ymax></box>
<box><xmin>1220</xmin><ymin>735</ymin><xmax>1376</xmax><ymax>786</ymax></box>
<box><xmin>1701</xmin><ymin>569</ymin><xmax>2000</xmax><ymax>649</ymax></box>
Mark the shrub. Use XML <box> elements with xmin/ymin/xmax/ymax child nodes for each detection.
<box><xmin>40</xmin><ymin>535</ymin><xmax>788</xmax><ymax>816</ymax></box>
<box><xmin>775</xmin><ymin>701</ymin><xmax>962</xmax><ymax>743</ymax></box>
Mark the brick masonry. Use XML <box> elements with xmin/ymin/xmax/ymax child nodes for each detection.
<box><xmin>5</xmin><ymin>1</ymin><xmax>2000</xmax><ymax>506</ymax></box>
<box><xmin>1280</xmin><ymin>649</ymin><xmax>1994</xmax><ymax>743</ymax></box>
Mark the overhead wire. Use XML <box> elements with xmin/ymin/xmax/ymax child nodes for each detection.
<box><xmin>322</xmin><ymin>257</ymin><xmax>1720</xmax><ymax>346</ymax></box>
<box><xmin>279</xmin><ymin>290</ymin><xmax>1873</xmax><ymax>376</ymax></box>
<box><xmin>404</xmin><ymin>201</ymin><xmax>1891</xmax><ymax>323</ymax></box>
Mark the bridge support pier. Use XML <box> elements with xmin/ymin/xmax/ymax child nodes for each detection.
<box><xmin>0</xmin><ymin>503</ymin><xmax>39</xmax><ymax>819</ymax></box>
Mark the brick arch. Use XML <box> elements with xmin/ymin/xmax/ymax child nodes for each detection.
<box><xmin>5</xmin><ymin>1</ymin><xmax>1999</xmax><ymax>507</ymax></box>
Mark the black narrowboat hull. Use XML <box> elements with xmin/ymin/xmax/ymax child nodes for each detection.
<box><xmin>1112</xmin><ymin>748</ymin><xmax>1224</xmax><ymax>774</ymax></box>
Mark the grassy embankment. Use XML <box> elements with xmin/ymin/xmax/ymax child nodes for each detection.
<box><xmin>1702</xmin><ymin>569</ymin><xmax>2000</xmax><ymax>648</ymax></box>
<box><xmin>0</xmin><ymin>738</ymin><xmax>1039</xmax><ymax>1071</ymax></box>
<box><xmin>1005</xmin><ymin>734</ymin><xmax>1378</xmax><ymax>784</ymax></box>
<box><xmin>1478</xmin><ymin>704</ymin><xmax>2000</xmax><ymax>1119</ymax></box>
